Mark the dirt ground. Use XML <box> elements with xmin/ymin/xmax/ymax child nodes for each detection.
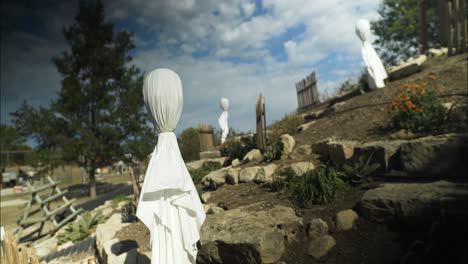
<box><xmin>295</xmin><ymin>54</ymin><xmax>468</xmax><ymax>146</ymax></box>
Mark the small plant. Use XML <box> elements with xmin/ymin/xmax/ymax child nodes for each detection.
<box><xmin>338</xmin><ymin>155</ymin><xmax>380</xmax><ymax>185</ymax></box>
<box><xmin>190</xmin><ymin>161</ymin><xmax>223</xmax><ymax>185</ymax></box>
<box><xmin>121</xmin><ymin>202</ymin><xmax>137</xmax><ymax>223</ymax></box>
<box><xmin>264</xmin><ymin>140</ymin><xmax>282</xmax><ymax>162</ymax></box>
<box><xmin>390</xmin><ymin>74</ymin><xmax>445</xmax><ymax>133</ymax></box>
<box><xmin>58</xmin><ymin>210</ymin><xmax>106</xmax><ymax>244</ymax></box>
<box><xmin>271</xmin><ymin>166</ymin><xmax>347</xmax><ymax>207</ymax></box>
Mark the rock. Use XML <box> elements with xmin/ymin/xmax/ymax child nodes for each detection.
<box><xmin>290</xmin><ymin>144</ymin><xmax>312</xmax><ymax>160</ymax></box>
<box><xmin>200</xmin><ymin>150</ymin><xmax>222</xmax><ymax>159</ymax></box>
<box><xmin>186</xmin><ymin>160</ymin><xmax>205</xmax><ymax>171</ymax></box>
<box><xmin>308</xmin><ymin>218</ymin><xmax>329</xmax><ymax>239</ymax></box>
<box><xmin>389</xmin><ymin>129</ymin><xmax>416</xmax><ymax>140</ymax></box>
<box><xmin>242</xmin><ymin>149</ymin><xmax>263</xmax><ymax>163</ymax></box>
<box><xmin>203</xmin><ymin>204</ymin><xmax>212</xmax><ymax>213</ymax></box>
<box><xmin>96</xmin><ymin>213</ymin><xmax>131</xmax><ymax>257</ymax></box>
<box><xmin>353</xmin><ymin>140</ymin><xmax>403</xmax><ymax>171</ymax></box>
<box><xmin>326</xmin><ymin>140</ymin><xmax>357</xmax><ymax>164</ymax></box>
<box><xmin>280</xmin><ymin>134</ymin><xmax>295</xmax><ymax>159</ymax></box>
<box><xmin>297</xmin><ymin>121</ymin><xmax>316</xmax><ymax>133</ymax></box>
<box><xmin>102</xmin><ymin>239</ymin><xmax>119</xmax><ymax>264</ymax></box>
<box><xmin>116</xmin><ymin>201</ymin><xmax>128</xmax><ymax>211</ymax></box>
<box><xmin>427</xmin><ymin>47</ymin><xmax>448</xmax><ymax>57</ymax></box>
<box><xmin>448</xmin><ymin>103</ymin><xmax>468</xmax><ymax>124</ymax></box>
<box><xmin>113</xmin><ymin>248</ymin><xmax>138</xmax><ymax>264</ymax></box>
<box><xmin>388</xmin><ymin>55</ymin><xmax>427</xmax><ymax>81</ymax></box>
<box><xmin>226</xmin><ymin>167</ymin><xmax>240</xmax><ymax>184</ymax></box>
<box><xmin>201</xmin><ymin>192</ymin><xmax>212</xmax><ymax>203</ymax></box>
<box><xmin>57</xmin><ymin>241</ymin><xmax>74</xmax><ymax>251</ymax></box>
<box><xmin>290</xmin><ymin>162</ymin><xmax>315</xmax><ymax>175</ymax></box>
<box><xmin>399</xmin><ymin>134</ymin><xmax>467</xmax><ymax>176</ymax></box>
<box><xmin>311</xmin><ymin>138</ymin><xmax>332</xmax><ymax>157</ymax></box>
<box><xmin>34</xmin><ymin>237</ymin><xmax>58</xmax><ymax>259</ymax></box>
<box><xmin>335</xmin><ymin>209</ymin><xmax>358</xmax><ymax>231</ymax></box>
<box><xmin>101</xmin><ymin>207</ymin><xmax>113</xmax><ymax>218</ymax></box>
<box><xmin>307</xmin><ymin>235</ymin><xmax>336</xmax><ymax>259</ymax></box>
<box><xmin>239</xmin><ymin>166</ymin><xmax>261</xmax><ymax>183</ymax></box>
<box><xmin>255</xmin><ymin>164</ymin><xmax>278</xmax><ymax>183</ymax></box>
<box><xmin>331</xmin><ymin>101</ymin><xmax>347</xmax><ymax>112</ymax></box>
<box><xmin>303</xmin><ymin>110</ymin><xmax>324</xmax><ymax>121</ymax></box>
<box><xmin>201</xmin><ymin>168</ymin><xmax>228</xmax><ymax>189</ymax></box>
<box><xmin>208</xmin><ymin>206</ymin><xmax>225</xmax><ymax>214</ymax></box>
<box><xmin>187</xmin><ymin>157</ymin><xmax>228</xmax><ymax>171</ymax></box>
<box><xmin>231</xmin><ymin>158</ymin><xmax>241</xmax><ymax>168</ymax></box>
<box><xmin>198</xmin><ymin>203</ymin><xmax>303</xmax><ymax>264</ymax></box>
<box><xmin>359</xmin><ymin>181</ymin><xmax>468</xmax><ymax>227</ymax></box>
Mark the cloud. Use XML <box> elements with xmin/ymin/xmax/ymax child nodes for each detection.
<box><xmin>1</xmin><ymin>0</ymin><xmax>383</xmax><ymax>135</ymax></box>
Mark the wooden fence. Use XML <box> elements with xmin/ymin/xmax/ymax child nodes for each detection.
<box><xmin>256</xmin><ymin>94</ymin><xmax>266</xmax><ymax>151</ymax></box>
<box><xmin>432</xmin><ymin>0</ymin><xmax>467</xmax><ymax>54</ymax></box>
<box><xmin>198</xmin><ymin>124</ymin><xmax>215</xmax><ymax>152</ymax></box>
<box><xmin>296</xmin><ymin>71</ymin><xmax>319</xmax><ymax>112</ymax></box>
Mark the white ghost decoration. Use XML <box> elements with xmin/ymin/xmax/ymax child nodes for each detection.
<box><xmin>218</xmin><ymin>97</ymin><xmax>229</xmax><ymax>144</ymax></box>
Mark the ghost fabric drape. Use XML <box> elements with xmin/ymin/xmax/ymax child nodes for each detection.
<box><xmin>136</xmin><ymin>68</ymin><xmax>206</xmax><ymax>264</ymax></box>
<box><xmin>218</xmin><ymin>98</ymin><xmax>229</xmax><ymax>144</ymax></box>
<box><xmin>355</xmin><ymin>19</ymin><xmax>388</xmax><ymax>89</ymax></box>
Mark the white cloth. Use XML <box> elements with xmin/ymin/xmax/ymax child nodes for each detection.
<box><xmin>218</xmin><ymin>98</ymin><xmax>229</xmax><ymax>144</ymax></box>
<box><xmin>356</xmin><ymin>19</ymin><xmax>388</xmax><ymax>89</ymax></box>
<box><xmin>137</xmin><ymin>68</ymin><xmax>206</xmax><ymax>264</ymax></box>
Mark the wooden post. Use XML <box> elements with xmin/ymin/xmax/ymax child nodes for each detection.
<box><xmin>453</xmin><ymin>0</ymin><xmax>460</xmax><ymax>53</ymax></box>
<box><xmin>198</xmin><ymin>124</ymin><xmax>215</xmax><ymax>152</ymax></box>
<box><xmin>418</xmin><ymin>0</ymin><xmax>428</xmax><ymax>53</ymax></box>
<box><xmin>460</xmin><ymin>0</ymin><xmax>467</xmax><ymax>53</ymax></box>
<box><xmin>438</xmin><ymin>0</ymin><xmax>451</xmax><ymax>47</ymax></box>
<box><xmin>256</xmin><ymin>94</ymin><xmax>266</xmax><ymax>151</ymax></box>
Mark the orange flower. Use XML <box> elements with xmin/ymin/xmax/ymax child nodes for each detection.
<box><xmin>405</xmin><ymin>100</ymin><xmax>416</xmax><ymax>109</ymax></box>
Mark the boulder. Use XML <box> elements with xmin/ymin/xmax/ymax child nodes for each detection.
<box><xmin>34</xmin><ymin>237</ymin><xmax>58</xmax><ymax>259</ymax></box>
<box><xmin>231</xmin><ymin>158</ymin><xmax>241</xmax><ymax>168</ymax></box>
<box><xmin>311</xmin><ymin>138</ymin><xmax>332</xmax><ymax>157</ymax></box>
<box><xmin>201</xmin><ymin>192</ymin><xmax>212</xmax><ymax>203</ymax></box>
<box><xmin>389</xmin><ymin>129</ymin><xmax>416</xmax><ymax>140</ymax></box>
<box><xmin>290</xmin><ymin>162</ymin><xmax>315</xmax><ymax>175</ymax></box>
<box><xmin>399</xmin><ymin>134</ymin><xmax>467</xmax><ymax>176</ymax></box>
<box><xmin>308</xmin><ymin>218</ymin><xmax>329</xmax><ymax>239</ymax></box>
<box><xmin>187</xmin><ymin>157</ymin><xmax>228</xmax><ymax>171</ymax></box>
<box><xmin>57</xmin><ymin>241</ymin><xmax>74</xmax><ymax>251</ymax></box>
<box><xmin>198</xmin><ymin>203</ymin><xmax>303</xmax><ymax>264</ymax></box>
<box><xmin>208</xmin><ymin>206</ymin><xmax>225</xmax><ymax>214</ymax></box>
<box><xmin>297</xmin><ymin>121</ymin><xmax>316</xmax><ymax>133</ymax></box>
<box><xmin>201</xmin><ymin>168</ymin><xmax>229</xmax><ymax>189</ymax></box>
<box><xmin>113</xmin><ymin>248</ymin><xmax>138</xmax><ymax>264</ymax></box>
<box><xmin>255</xmin><ymin>164</ymin><xmax>278</xmax><ymax>184</ymax></box>
<box><xmin>331</xmin><ymin>101</ymin><xmax>347</xmax><ymax>112</ymax></box>
<box><xmin>96</xmin><ymin>213</ymin><xmax>131</xmax><ymax>257</ymax></box>
<box><xmin>302</xmin><ymin>110</ymin><xmax>324</xmax><ymax>121</ymax></box>
<box><xmin>388</xmin><ymin>55</ymin><xmax>427</xmax><ymax>81</ymax></box>
<box><xmin>353</xmin><ymin>140</ymin><xmax>403</xmax><ymax>171</ymax></box>
<box><xmin>242</xmin><ymin>149</ymin><xmax>263</xmax><ymax>163</ymax></box>
<box><xmin>307</xmin><ymin>235</ymin><xmax>336</xmax><ymax>259</ymax></box>
<box><xmin>335</xmin><ymin>209</ymin><xmax>358</xmax><ymax>231</ymax></box>
<box><xmin>103</xmin><ymin>239</ymin><xmax>139</xmax><ymax>264</ymax></box>
<box><xmin>290</xmin><ymin>144</ymin><xmax>312</xmax><ymax>160</ymax></box>
<box><xmin>101</xmin><ymin>207</ymin><xmax>113</xmax><ymax>218</ymax></box>
<box><xmin>239</xmin><ymin>166</ymin><xmax>261</xmax><ymax>183</ymax></box>
<box><xmin>427</xmin><ymin>47</ymin><xmax>448</xmax><ymax>57</ymax></box>
<box><xmin>359</xmin><ymin>181</ymin><xmax>468</xmax><ymax>227</ymax></box>
<box><xmin>280</xmin><ymin>134</ymin><xmax>295</xmax><ymax>159</ymax></box>
<box><xmin>116</xmin><ymin>201</ymin><xmax>128</xmax><ymax>211</ymax></box>
<box><xmin>326</xmin><ymin>140</ymin><xmax>357</xmax><ymax>164</ymax></box>
<box><xmin>226</xmin><ymin>167</ymin><xmax>240</xmax><ymax>185</ymax></box>
<box><xmin>200</xmin><ymin>150</ymin><xmax>221</xmax><ymax>159</ymax></box>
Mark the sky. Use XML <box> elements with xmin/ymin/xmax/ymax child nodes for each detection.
<box><xmin>0</xmin><ymin>0</ymin><xmax>382</xmax><ymax>135</ymax></box>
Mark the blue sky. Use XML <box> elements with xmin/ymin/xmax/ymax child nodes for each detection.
<box><xmin>0</xmin><ymin>0</ymin><xmax>382</xmax><ymax>135</ymax></box>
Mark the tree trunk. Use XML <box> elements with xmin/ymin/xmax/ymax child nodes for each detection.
<box><xmin>89</xmin><ymin>160</ymin><xmax>97</xmax><ymax>198</ymax></box>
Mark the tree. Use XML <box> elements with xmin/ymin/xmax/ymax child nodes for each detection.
<box><xmin>0</xmin><ymin>123</ymin><xmax>31</xmax><ymax>168</ymax></box>
<box><xmin>178</xmin><ymin>128</ymin><xmax>200</xmax><ymax>162</ymax></box>
<box><xmin>372</xmin><ymin>0</ymin><xmax>440</xmax><ymax>65</ymax></box>
<box><xmin>11</xmin><ymin>0</ymin><xmax>154</xmax><ymax>198</ymax></box>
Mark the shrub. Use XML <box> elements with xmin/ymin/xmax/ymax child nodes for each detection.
<box><xmin>190</xmin><ymin>161</ymin><xmax>222</xmax><ymax>185</ymax></box>
<box><xmin>264</xmin><ymin>140</ymin><xmax>283</xmax><ymax>162</ymax></box>
<box><xmin>112</xmin><ymin>194</ymin><xmax>132</xmax><ymax>208</ymax></box>
<box><xmin>271</xmin><ymin>166</ymin><xmax>347</xmax><ymax>207</ymax></box>
<box><xmin>58</xmin><ymin>210</ymin><xmax>106</xmax><ymax>244</ymax></box>
<box><xmin>338</xmin><ymin>155</ymin><xmax>380</xmax><ymax>186</ymax></box>
<box><xmin>121</xmin><ymin>202</ymin><xmax>137</xmax><ymax>223</ymax></box>
<box><xmin>390</xmin><ymin>74</ymin><xmax>445</xmax><ymax>133</ymax></box>
<box><xmin>220</xmin><ymin>137</ymin><xmax>256</xmax><ymax>160</ymax></box>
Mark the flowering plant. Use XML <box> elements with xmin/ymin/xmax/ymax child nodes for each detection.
<box><xmin>390</xmin><ymin>73</ymin><xmax>445</xmax><ymax>133</ymax></box>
